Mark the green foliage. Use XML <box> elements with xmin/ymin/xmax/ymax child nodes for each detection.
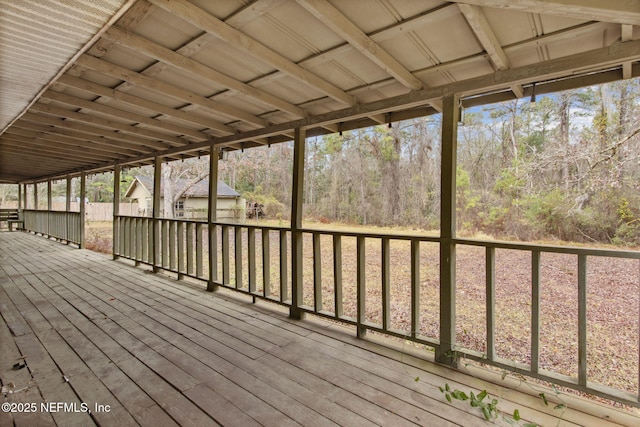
<box><xmin>493</xmin><ymin>167</ymin><xmax>525</xmax><ymax>199</ymax></box>
<box><xmin>243</xmin><ymin>190</ymin><xmax>285</xmax><ymax>219</ymax></box>
<box><xmin>439</xmin><ymin>384</ymin><xmax>538</xmax><ymax>425</ymax></box>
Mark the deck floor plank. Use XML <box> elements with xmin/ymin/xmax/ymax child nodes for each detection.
<box><xmin>1</xmin><ymin>232</ymin><xmax>639</xmax><ymax>426</ymax></box>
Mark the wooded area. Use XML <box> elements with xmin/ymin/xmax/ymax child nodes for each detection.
<box><xmin>217</xmin><ymin>79</ymin><xmax>640</xmax><ymax>246</ymax></box>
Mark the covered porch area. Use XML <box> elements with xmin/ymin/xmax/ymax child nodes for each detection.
<box><xmin>2</xmin><ymin>1</ymin><xmax>640</xmax><ymax>425</ymax></box>
<box><xmin>1</xmin><ymin>230</ymin><xmax>637</xmax><ymax>426</ymax></box>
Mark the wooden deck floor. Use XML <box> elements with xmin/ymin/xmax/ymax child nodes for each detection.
<box><xmin>1</xmin><ymin>232</ymin><xmax>639</xmax><ymax>427</ymax></box>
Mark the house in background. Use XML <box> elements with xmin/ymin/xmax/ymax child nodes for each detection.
<box><xmin>125</xmin><ymin>176</ymin><xmax>244</xmax><ymax>220</ymax></box>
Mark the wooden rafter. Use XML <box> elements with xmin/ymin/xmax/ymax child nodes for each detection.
<box><xmin>296</xmin><ymin>0</ymin><xmax>423</xmax><ymax>91</ymax></box>
<box><xmin>102</xmin><ymin>26</ymin><xmax>306</xmax><ymax>118</ymax></box>
<box><xmin>76</xmin><ymin>55</ymin><xmax>268</xmax><ymax>128</ymax></box>
<box><xmin>55</xmin><ymin>75</ymin><xmax>233</xmax><ymax>133</ymax></box>
<box><xmin>146</xmin><ymin>0</ymin><xmax>356</xmax><ymax>106</ymax></box>
<box><xmin>41</xmin><ymin>90</ymin><xmax>210</xmax><ymax>141</ymax></box>
<box><xmin>459</xmin><ymin>4</ymin><xmax>524</xmax><ymax>98</ymax></box>
<box><xmin>450</xmin><ymin>0</ymin><xmax>640</xmax><ymax>25</ymax></box>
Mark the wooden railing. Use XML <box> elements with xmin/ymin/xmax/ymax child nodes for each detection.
<box><xmin>114</xmin><ymin>215</ymin><xmax>640</xmax><ymax>406</ymax></box>
<box><xmin>22</xmin><ymin>209</ymin><xmax>82</xmax><ymax>245</ymax></box>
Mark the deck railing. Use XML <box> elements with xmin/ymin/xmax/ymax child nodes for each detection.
<box><xmin>23</xmin><ymin>209</ymin><xmax>82</xmax><ymax>245</ymax></box>
<box><xmin>114</xmin><ymin>214</ymin><xmax>640</xmax><ymax>406</ymax></box>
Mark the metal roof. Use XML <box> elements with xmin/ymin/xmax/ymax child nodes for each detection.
<box><xmin>1</xmin><ymin>0</ymin><xmax>639</xmax><ymax>183</ymax></box>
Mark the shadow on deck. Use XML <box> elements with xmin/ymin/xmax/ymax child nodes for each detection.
<box><xmin>1</xmin><ymin>231</ymin><xmax>638</xmax><ymax>426</ymax></box>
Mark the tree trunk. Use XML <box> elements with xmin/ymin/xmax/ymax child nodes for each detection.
<box><xmin>558</xmin><ymin>93</ymin><xmax>571</xmax><ymax>190</ymax></box>
<box><xmin>162</xmin><ymin>163</ymin><xmax>175</xmax><ymax>218</ymax></box>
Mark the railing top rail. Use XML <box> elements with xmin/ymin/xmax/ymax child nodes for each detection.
<box><xmin>299</xmin><ymin>227</ymin><xmax>442</xmax><ymax>242</ymax></box>
<box><xmin>23</xmin><ymin>209</ymin><xmax>81</xmax><ymax>215</ymax></box>
<box><xmin>455</xmin><ymin>237</ymin><xmax>640</xmax><ymax>258</ymax></box>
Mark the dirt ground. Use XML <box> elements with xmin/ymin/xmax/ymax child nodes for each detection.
<box><xmin>84</xmin><ymin>220</ymin><xmax>640</xmax><ymax>404</ymax></box>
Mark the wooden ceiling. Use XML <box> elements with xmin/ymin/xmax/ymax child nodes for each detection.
<box><xmin>1</xmin><ymin>0</ymin><xmax>639</xmax><ymax>183</ymax></box>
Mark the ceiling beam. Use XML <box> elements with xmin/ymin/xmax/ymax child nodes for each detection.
<box><xmin>450</xmin><ymin>0</ymin><xmax>640</xmax><ymax>26</ymax></box>
<box><xmin>12</xmin><ymin>121</ymin><xmax>153</xmax><ymax>155</ymax></box>
<box><xmin>102</xmin><ymin>25</ymin><xmax>306</xmax><ymax>118</ymax></box>
<box><xmin>295</xmin><ymin>0</ymin><xmax>423</xmax><ymax>91</ymax></box>
<box><xmin>0</xmin><ymin>141</ymin><xmax>101</xmax><ymax>164</ymax></box>
<box><xmin>30</xmin><ymin>103</ymin><xmax>188</xmax><ymax>147</ymax></box>
<box><xmin>41</xmin><ymin>90</ymin><xmax>210</xmax><ymax>141</ymax></box>
<box><xmin>146</xmin><ymin>0</ymin><xmax>356</xmax><ymax>106</ymax></box>
<box><xmin>76</xmin><ymin>54</ymin><xmax>268</xmax><ymax>128</ymax></box>
<box><xmin>459</xmin><ymin>4</ymin><xmax>524</xmax><ymax>98</ymax></box>
<box><xmin>19</xmin><ymin>112</ymin><xmax>174</xmax><ymax>151</ymax></box>
<box><xmin>622</xmin><ymin>24</ymin><xmax>634</xmax><ymax>79</ymax></box>
<box><xmin>6</xmin><ymin>127</ymin><xmax>143</xmax><ymax>157</ymax></box>
<box><xmin>1</xmin><ymin>135</ymin><xmax>120</xmax><ymax>162</ymax></box>
<box><xmin>56</xmin><ymin>75</ymin><xmax>233</xmax><ymax>134</ymax></box>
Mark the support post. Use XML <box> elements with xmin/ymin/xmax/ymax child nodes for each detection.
<box><xmin>66</xmin><ymin>176</ymin><xmax>71</xmax><ymax>211</ymax></box>
<box><xmin>17</xmin><ymin>184</ymin><xmax>22</xmax><ymax>210</ymax></box>
<box><xmin>79</xmin><ymin>172</ymin><xmax>86</xmax><ymax>249</ymax></box>
<box><xmin>21</xmin><ymin>184</ymin><xmax>26</xmax><ymax>209</ymax></box>
<box><xmin>437</xmin><ymin>95</ymin><xmax>459</xmax><ymax>365</ymax></box>
<box><xmin>66</xmin><ymin>176</ymin><xmax>72</xmax><ymax>244</ymax></box>
<box><xmin>152</xmin><ymin>157</ymin><xmax>162</xmax><ymax>272</ymax></box>
<box><xmin>290</xmin><ymin>127</ymin><xmax>306</xmax><ymax>320</ymax></box>
<box><xmin>33</xmin><ymin>182</ymin><xmax>38</xmax><ymax>210</ymax></box>
<box><xmin>113</xmin><ymin>165</ymin><xmax>121</xmax><ymax>260</ymax></box>
<box><xmin>47</xmin><ymin>180</ymin><xmax>52</xmax><ymax>210</ymax></box>
<box><xmin>208</xmin><ymin>145</ymin><xmax>219</xmax><ymax>292</ymax></box>
<box><xmin>47</xmin><ymin>180</ymin><xmax>52</xmax><ymax>237</ymax></box>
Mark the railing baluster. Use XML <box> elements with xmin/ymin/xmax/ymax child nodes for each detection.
<box><xmin>382</xmin><ymin>237</ymin><xmax>390</xmax><ymax>331</ymax></box>
<box><xmin>531</xmin><ymin>250</ymin><xmax>541</xmax><ymax>373</ymax></box>
<box><xmin>262</xmin><ymin>229</ymin><xmax>271</xmax><ymax>297</ymax></box>
<box><xmin>333</xmin><ymin>234</ymin><xmax>343</xmax><ymax>318</ymax></box>
<box><xmin>356</xmin><ymin>236</ymin><xmax>366</xmax><ymax>337</ymax></box>
<box><xmin>196</xmin><ymin>223</ymin><xmax>203</xmax><ymax>278</ymax></box>
<box><xmin>222</xmin><ymin>225</ymin><xmax>229</xmax><ymax>285</ymax></box>
<box><xmin>248</xmin><ymin>227</ymin><xmax>256</xmax><ymax>294</ymax></box>
<box><xmin>411</xmin><ymin>239</ymin><xmax>420</xmax><ymax>339</ymax></box>
<box><xmin>486</xmin><ymin>246</ymin><xmax>495</xmax><ymax>361</ymax></box>
<box><xmin>123</xmin><ymin>217</ymin><xmax>130</xmax><ymax>258</ymax></box>
<box><xmin>280</xmin><ymin>230</ymin><xmax>288</xmax><ymax>302</ymax></box>
<box><xmin>148</xmin><ymin>218</ymin><xmax>154</xmax><ymax>265</ymax></box>
<box><xmin>578</xmin><ymin>254</ymin><xmax>588</xmax><ymax>387</ymax></box>
<box><xmin>187</xmin><ymin>222</ymin><xmax>194</xmax><ymax>276</ymax></box>
<box><xmin>235</xmin><ymin>226</ymin><xmax>242</xmax><ymax>289</ymax></box>
<box><xmin>169</xmin><ymin>221</ymin><xmax>176</xmax><ymax>270</ymax></box>
<box><xmin>208</xmin><ymin>223</ymin><xmax>218</xmax><ymax>288</ymax></box>
<box><xmin>177</xmin><ymin>221</ymin><xmax>184</xmax><ymax>276</ymax></box>
<box><xmin>136</xmin><ymin>218</ymin><xmax>143</xmax><ymax>262</ymax></box>
<box><xmin>162</xmin><ymin>220</ymin><xmax>169</xmax><ymax>268</ymax></box>
<box><xmin>313</xmin><ymin>232</ymin><xmax>322</xmax><ymax>312</ymax></box>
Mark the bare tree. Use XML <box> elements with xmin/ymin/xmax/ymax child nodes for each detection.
<box><xmin>161</xmin><ymin>157</ymin><xmax>210</xmax><ymax>218</ymax></box>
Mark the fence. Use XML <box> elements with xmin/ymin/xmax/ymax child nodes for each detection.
<box><xmin>2</xmin><ymin>202</ymin><xmax>137</xmax><ymax>221</ymax></box>
<box><xmin>113</xmin><ymin>214</ymin><xmax>640</xmax><ymax>406</ymax></box>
